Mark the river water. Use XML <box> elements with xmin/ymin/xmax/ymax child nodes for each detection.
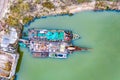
<box><xmin>16</xmin><ymin>11</ymin><xmax>120</xmax><ymax>80</ymax></box>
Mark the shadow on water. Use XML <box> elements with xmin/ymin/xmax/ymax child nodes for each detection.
<box><xmin>16</xmin><ymin>47</ymin><xmax>24</xmax><ymax>73</ymax></box>
<box><xmin>24</xmin><ymin>13</ymin><xmax>74</xmax><ymax>28</ymax></box>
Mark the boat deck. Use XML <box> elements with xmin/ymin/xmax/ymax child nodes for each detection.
<box><xmin>28</xmin><ymin>29</ymin><xmax>73</xmax><ymax>42</ymax></box>
<box><xmin>30</xmin><ymin>40</ymin><xmax>69</xmax><ymax>58</ymax></box>
<box><xmin>30</xmin><ymin>41</ymin><xmax>69</xmax><ymax>53</ymax></box>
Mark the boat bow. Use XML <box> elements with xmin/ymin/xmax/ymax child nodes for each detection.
<box><xmin>72</xmin><ymin>33</ymin><xmax>80</xmax><ymax>40</ymax></box>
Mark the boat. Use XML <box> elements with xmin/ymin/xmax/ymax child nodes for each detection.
<box><xmin>19</xmin><ymin>28</ymin><xmax>88</xmax><ymax>58</ymax></box>
<box><xmin>27</xmin><ymin>28</ymin><xmax>80</xmax><ymax>42</ymax></box>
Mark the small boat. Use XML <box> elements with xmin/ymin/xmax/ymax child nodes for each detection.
<box><xmin>49</xmin><ymin>53</ymin><xmax>68</xmax><ymax>59</ymax></box>
<box><xmin>19</xmin><ymin>28</ymin><xmax>88</xmax><ymax>58</ymax></box>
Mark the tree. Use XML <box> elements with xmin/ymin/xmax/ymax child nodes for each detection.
<box><xmin>23</xmin><ymin>16</ymin><xmax>33</xmax><ymax>24</ymax></box>
<box><xmin>42</xmin><ymin>2</ymin><xmax>55</xmax><ymax>9</ymax></box>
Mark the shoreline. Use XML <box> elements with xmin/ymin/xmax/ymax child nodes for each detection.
<box><xmin>0</xmin><ymin>0</ymin><xmax>120</xmax><ymax>79</ymax></box>
<box><xmin>0</xmin><ymin>1</ymin><xmax>120</xmax><ymax>27</ymax></box>
<box><xmin>24</xmin><ymin>9</ymin><xmax>120</xmax><ymax>28</ymax></box>
<box><xmin>68</xmin><ymin>1</ymin><xmax>120</xmax><ymax>14</ymax></box>
<box><xmin>68</xmin><ymin>2</ymin><xmax>95</xmax><ymax>13</ymax></box>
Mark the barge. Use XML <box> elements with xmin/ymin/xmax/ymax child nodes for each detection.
<box><xmin>19</xmin><ymin>28</ymin><xmax>88</xmax><ymax>58</ymax></box>
<box><xmin>27</xmin><ymin>28</ymin><xmax>80</xmax><ymax>42</ymax></box>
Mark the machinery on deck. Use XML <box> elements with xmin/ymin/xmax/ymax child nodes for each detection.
<box><xmin>19</xmin><ymin>28</ymin><xmax>88</xmax><ymax>58</ymax></box>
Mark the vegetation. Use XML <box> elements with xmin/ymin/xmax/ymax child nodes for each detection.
<box><xmin>18</xmin><ymin>0</ymin><xmax>23</xmax><ymax>3</ymax></box>
<box><xmin>96</xmin><ymin>0</ymin><xmax>119</xmax><ymax>1</ymax></box>
<box><xmin>68</xmin><ymin>13</ymin><xmax>74</xmax><ymax>16</ymax></box>
<box><xmin>23</xmin><ymin>16</ymin><xmax>33</xmax><ymax>24</ymax></box>
<box><xmin>16</xmin><ymin>47</ymin><xmax>24</xmax><ymax>73</ymax></box>
<box><xmin>4</xmin><ymin>62</ymin><xmax>12</xmax><ymax>71</ymax></box>
<box><xmin>6</xmin><ymin>1</ymin><xmax>54</xmax><ymax>29</ymax></box>
<box><xmin>42</xmin><ymin>2</ymin><xmax>55</xmax><ymax>9</ymax></box>
<box><xmin>95</xmin><ymin>1</ymin><xmax>118</xmax><ymax>10</ymax></box>
<box><xmin>10</xmin><ymin>76</ymin><xmax>15</xmax><ymax>80</ymax></box>
<box><xmin>6</xmin><ymin>1</ymin><xmax>33</xmax><ymax>29</ymax></box>
<box><xmin>5</xmin><ymin>16</ymin><xmax>19</xmax><ymax>27</ymax></box>
<box><xmin>4</xmin><ymin>0</ymin><xmax>120</xmax><ymax>30</ymax></box>
<box><xmin>10</xmin><ymin>5</ymin><xmax>20</xmax><ymax>14</ymax></box>
<box><xmin>77</xmin><ymin>0</ymin><xmax>91</xmax><ymax>3</ymax></box>
<box><xmin>35</xmin><ymin>0</ymin><xmax>41</xmax><ymax>4</ymax></box>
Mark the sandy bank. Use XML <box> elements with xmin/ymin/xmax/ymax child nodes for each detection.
<box><xmin>69</xmin><ymin>2</ymin><xmax>95</xmax><ymax>13</ymax></box>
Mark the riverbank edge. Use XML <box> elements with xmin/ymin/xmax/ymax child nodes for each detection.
<box><xmin>0</xmin><ymin>1</ymin><xmax>120</xmax><ymax>79</ymax></box>
<box><xmin>21</xmin><ymin>1</ymin><xmax>120</xmax><ymax>27</ymax></box>
<box><xmin>23</xmin><ymin>10</ymin><xmax>120</xmax><ymax>28</ymax></box>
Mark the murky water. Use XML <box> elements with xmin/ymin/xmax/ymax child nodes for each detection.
<box><xmin>17</xmin><ymin>11</ymin><xmax>120</xmax><ymax>80</ymax></box>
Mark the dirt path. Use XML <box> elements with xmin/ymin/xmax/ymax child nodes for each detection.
<box><xmin>0</xmin><ymin>0</ymin><xmax>9</xmax><ymax>20</ymax></box>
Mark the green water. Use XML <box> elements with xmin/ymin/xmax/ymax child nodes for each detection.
<box><xmin>17</xmin><ymin>11</ymin><xmax>120</xmax><ymax>80</ymax></box>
